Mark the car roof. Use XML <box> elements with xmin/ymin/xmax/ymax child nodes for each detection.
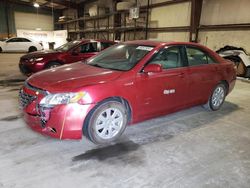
<box><xmin>122</xmin><ymin>40</ymin><xmax>208</xmax><ymax>49</ymax></box>
<box><xmin>78</xmin><ymin>39</ymin><xmax>115</xmax><ymax>43</ymax></box>
<box><xmin>7</xmin><ymin>37</ymin><xmax>33</xmax><ymax>41</ymax></box>
<box><xmin>124</xmin><ymin>40</ymin><xmax>165</xmax><ymax>47</ymax></box>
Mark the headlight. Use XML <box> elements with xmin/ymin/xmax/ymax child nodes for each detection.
<box><xmin>29</xmin><ymin>57</ymin><xmax>44</xmax><ymax>62</ymax></box>
<box><xmin>40</xmin><ymin>92</ymin><xmax>86</xmax><ymax>107</ymax></box>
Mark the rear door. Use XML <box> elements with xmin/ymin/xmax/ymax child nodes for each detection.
<box><xmin>185</xmin><ymin>46</ymin><xmax>221</xmax><ymax>104</ymax></box>
<box><xmin>135</xmin><ymin>45</ymin><xmax>189</xmax><ymax>119</ymax></box>
<box><xmin>20</xmin><ymin>38</ymin><xmax>32</xmax><ymax>51</ymax></box>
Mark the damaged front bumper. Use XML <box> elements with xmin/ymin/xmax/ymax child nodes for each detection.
<box><xmin>19</xmin><ymin>83</ymin><xmax>94</xmax><ymax>140</ymax></box>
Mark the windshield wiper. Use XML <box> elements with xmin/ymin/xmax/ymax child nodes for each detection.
<box><xmin>89</xmin><ymin>64</ymin><xmax>104</xmax><ymax>68</ymax></box>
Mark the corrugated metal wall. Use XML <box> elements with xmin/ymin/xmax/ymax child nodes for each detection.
<box><xmin>14</xmin><ymin>12</ymin><xmax>53</xmax><ymax>31</ymax></box>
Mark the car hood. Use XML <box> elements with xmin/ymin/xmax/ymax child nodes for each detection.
<box><xmin>27</xmin><ymin>62</ymin><xmax>123</xmax><ymax>92</ymax></box>
<box><xmin>21</xmin><ymin>50</ymin><xmax>61</xmax><ymax>58</ymax></box>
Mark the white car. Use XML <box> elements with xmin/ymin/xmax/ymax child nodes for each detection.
<box><xmin>0</xmin><ymin>37</ymin><xmax>43</xmax><ymax>53</ymax></box>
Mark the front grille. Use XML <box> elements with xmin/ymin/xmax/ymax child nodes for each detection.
<box><xmin>20</xmin><ymin>57</ymin><xmax>29</xmax><ymax>62</ymax></box>
<box><xmin>19</xmin><ymin>89</ymin><xmax>37</xmax><ymax>108</ymax></box>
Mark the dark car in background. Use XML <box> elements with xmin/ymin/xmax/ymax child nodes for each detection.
<box><xmin>19</xmin><ymin>39</ymin><xmax>116</xmax><ymax>76</ymax></box>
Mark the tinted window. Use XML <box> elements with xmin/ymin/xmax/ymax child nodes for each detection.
<box><xmin>80</xmin><ymin>42</ymin><xmax>98</xmax><ymax>53</ymax></box>
<box><xmin>186</xmin><ymin>47</ymin><xmax>217</xmax><ymax>66</ymax></box>
<box><xmin>56</xmin><ymin>40</ymin><xmax>81</xmax><ymax>51</ymax></box>
<box><xmin>7</xmin><ymin>38</ymin><xmax>22</xmax><ymax>42</ymax></box>
<box><xmin>21</xmin><ymin>38</ymin><xmax>31</xmax><ymax>42</ymax></box>
<box><xmin>207</xmin><ymin>55</ymin><xmax>217</xmax><ymax>64</ymax></box>
<box><xmin>149</xmin><ymin>46</ymin><xmax>183</xmax><ymax>69</ymax></box>
<box><xmin>101</xmin><ymin>42</ymin><xmax>113</xmax><ymax>50</ymax></box>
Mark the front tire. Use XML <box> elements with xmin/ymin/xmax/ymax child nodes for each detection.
<box><xmin>203</xmin><ymin>83</ymin><xmax>227</xmax><ymax>111</ymax></box>
<box><xmin>28</xmin><ymin>46</ymin><xmax>37</xmax><ymax>52</ymax></box>
<box><xmin>45</xmin><ymin>62</ymin><xmax>61</xmax><ymax>69</ymax></box>
<box><xmin>83</xmin><ymin>100</ymin><xmax>128</xmax><ymax>144</ymax></box>
<box><xmin>0</xmin><ymin>47</ymin><xmax>2</xmax><ymax>53</ymax></box>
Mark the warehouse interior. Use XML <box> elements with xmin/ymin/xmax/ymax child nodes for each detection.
<box><xmin>0</xmin><ymin>0</ymin><xmax>250</xmax><ymax>187</ymax></box>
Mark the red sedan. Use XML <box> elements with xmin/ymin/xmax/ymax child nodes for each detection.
<box><xmin>19</xmin><ymin>40</ymin><xmax>236</xmax><ymax>144</ymax></box>
<box><xmin>19</xmin><ymin>39</ymin><xmax>116</xmax><ymax>76</ymax></box>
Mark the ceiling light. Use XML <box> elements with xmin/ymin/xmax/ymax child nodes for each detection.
<box><xmin>34</xmin><ymin>2</ymin><xmax>40</xmax><ymax>8</ymax></box>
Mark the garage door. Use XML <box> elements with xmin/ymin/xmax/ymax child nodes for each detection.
<box><xmin>14</xmin><ymin>11</ymin><xmax>53</xmax><ymax>31</ymax></box>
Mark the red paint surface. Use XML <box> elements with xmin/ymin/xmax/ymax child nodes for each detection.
<box><xmin>20</xmin><ymin>41</ymin><xmax>236</xmax><ymax>140</ymax></box>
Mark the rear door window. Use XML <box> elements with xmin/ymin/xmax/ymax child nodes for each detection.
<box><xmin>186</xmin><ymin>47</ymin><xmax>217</xmax><ymax>66</ymax></box>
<box><xmin>79</xmin><ymin>42</ymin><xmax>98</xmax><ymax>53</ymax></box>
<box><xmin>21</xmin><ymin>38</ymin><xmax>31</xmax><ymax>42</ymax></box>
<box><xmin>101</xmin><ymin>42</ymin><xmax>113</xmax><ymax>50</ymax></box>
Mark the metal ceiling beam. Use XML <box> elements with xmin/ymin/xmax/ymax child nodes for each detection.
<box><xmin>7</xmin><ymin>0</ymin><xmax>52</xmax><ymax>11</ymax></box>
<box><xmin>48</xmin><ymin>0</ymin><xmax>78</xmax><ymax>9</ymax></box>
<box><xmin>141</xmin><ymin>0</ymin><xmax>191</xmax><ymax>9</ymax></box>
<box><xmin>189</xmin><ymin>0</ymin><xmax>203</xmax><ymax>42</ymax></box>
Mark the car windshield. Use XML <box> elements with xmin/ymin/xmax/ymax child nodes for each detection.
<box><xmin>55</xmin><ymin>40</ymin><xmax>81</xmax><ymax>51</ymax></box>
<box><xmin>87</xmin><ymin>44</ymin><xmax>154</xmax><ymax>71</ymax></box>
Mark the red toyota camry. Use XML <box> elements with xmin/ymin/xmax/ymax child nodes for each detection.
<box><xmin>19</xmin><ymin>39</ymin><xmax>116</xmax><ymax>76</ymax></box>
<box><xmin>19</xmin><ymin>40</ymin><xmax>236</xmax><ymax>144</ymax></box>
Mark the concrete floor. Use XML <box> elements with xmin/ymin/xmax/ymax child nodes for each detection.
<box><xmin>0</xmin><ymin>53</ymin><xmax>250</xmax><ymax>188</ymax></box>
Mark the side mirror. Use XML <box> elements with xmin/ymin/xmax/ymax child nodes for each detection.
<box><xmin>143</xmin><ymin>64</ymin><xmax>163</xmax><ymax>73</ymax></box>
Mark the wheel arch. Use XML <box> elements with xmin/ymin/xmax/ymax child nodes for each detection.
<box><xmin>45</xmin><ymin>60</ymin><xmax>63</xmax><ymax>68</ymax></box>
<box><xmin>220</xmin><ymin>80</ymin><xmax>229</xmax><ymax>95</ymax></box>
<box><xmin>82</xmin><ymin>96</ymin><xmax>132</xmax><ymax>134</ymax></box>
<box><xmin>28</xmin><ymin>46</ymin><xmax>37</xmax><ymax>51</ymax></box>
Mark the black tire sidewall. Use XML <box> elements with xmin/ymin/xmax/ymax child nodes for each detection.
<box><xmin>245</xmin><ymin>66</ymin><xmax>250</xmax><ymax>78</ymax></box>
<box><xmin>29</xmin><ymin>46</ymin><xmax>37</xmax><ymax>52</ymax></box>
<box><xmin>46</xmin><ymin>62</ymin><xmax>61</xmax><ymax>69</ymax></box>
<box><xmin>209</xmin><ymin>83</ymin><xmax>226</xmax><ymax>111</ymax></box>
<box><xmin>86</xmin><ymin>101</ymin><xmax>128</xmax><ymax>144</ymax></box>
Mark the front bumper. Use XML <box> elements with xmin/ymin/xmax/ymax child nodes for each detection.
<box><xmin>23</xmin><ymin>103</ymin><xmax>94</xmax><ymax>139</ymax></box>
<box><xmin>19</xmin><ymin>83</ymin><xmax>95</xmax><ymax>140</ymax></box>
<box><xmin>19</xmin><ymin>59</ymin><xmax>46</xmax><ymax>76</ymax></box>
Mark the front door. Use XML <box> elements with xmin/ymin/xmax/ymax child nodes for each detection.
<box><xmin>135</xmin><ymin>46</ymin><xmax>189</xmax><ymax>119</ymax></box>
<box><xmin>5</xmin><ymin>38</ymin><xmax>22</xmax><ymax>51</ymax></box>
<box><xmin>69</xmin><ymin>42</ymin><xmax>99</xmax><ymax>63</ymax></box>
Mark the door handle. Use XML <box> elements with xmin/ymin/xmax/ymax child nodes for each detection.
<box><xmin>166</xmin><ymin>72</ymin><xmax>185</xmax><ymax>78</ymax></box>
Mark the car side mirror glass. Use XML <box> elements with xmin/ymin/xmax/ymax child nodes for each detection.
<box><xmin>143</xmin><ymin>64</ymin><xmax>163</xmax><ymax>73</ymax></box>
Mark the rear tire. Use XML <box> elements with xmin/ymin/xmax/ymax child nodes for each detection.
<box><xmin>245</xmin><ymin>66</ymin><xmax>250</xmax><ymax>78</ymax></box>
<box><xmin>28</xmin><ymin>46</ymin><xmax>37</xmax><ymax>52</ymax></box>
<box><xmin>45</xmin><ymin>62</ymin><xmax>61</xmax><ymax>69</ymax></box>
<box><xmin>203</xmin><ymin>83</ymin><xmax>227</xmax><ymax>111</ymax></box>
<box><xmin>0</xmin><ymin>47</ymin><xmax>2</xmax><ymax>53</ymax></box>
<box><xmin>83</xmin><ymin>100</ymin><xmax>128</xmax><ymax>144</ymax></box>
